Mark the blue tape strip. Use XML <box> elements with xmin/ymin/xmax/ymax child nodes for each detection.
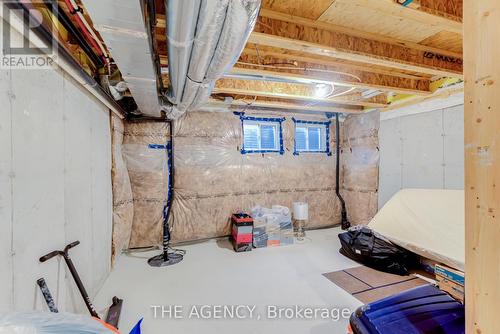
<box><xmin>292</xmin><ymin>118</ymin><xmax>332</xmax><ymax>156</ymax></box>
<box><xmin>164</xmin><ymin>141</ymin><xmax>173</xmax><ymax>221</ymax></box>
<box><xmin>400</xmin><ymin>0</ymin><xmax>414</xmax><ymax>6</ymax></box>
<box><xmin>148</xmin><ymin>144</ymin><xmax>168</xmax><ymax>149</ymax></box>
<box><xmin>278</xmin><ymin>121</ymin><xmax>284</xmax><ymax>155</ymax></box>
<box><xmin>235</xmin><ymin>112</ymin><xmax>285</xmax><ymax>155</ymax></box>
<box><xmin>292</xmin><ymin>118</ymin><xmax>332</xmax><ymax>126</ymax></box>
<box><xmin>234</xmin><ymin>111</ymin><xmax>285</xmax><ymax>123</ymax></box>
<box><xmin>148</xmin><ymin>142</ymin><xmax>173</xmax><ymax>220</ymax></box>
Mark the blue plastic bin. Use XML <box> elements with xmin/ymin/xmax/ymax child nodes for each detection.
<box><xmin>350</xmin><ymin>284</ymin><xmax>464</xmax><ymax>334</ymax></box>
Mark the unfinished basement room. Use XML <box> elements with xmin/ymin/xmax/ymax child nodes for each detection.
<box><xmin>0</xmin><ymin>0</ymin><xmax>497</xmax><ymax>333</ymax></box>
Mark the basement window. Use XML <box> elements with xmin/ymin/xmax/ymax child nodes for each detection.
<box><xmin>293</xmin><ymin>118</ymin><xmax>331</xmax><ymax>155</ymax></box>
<box><xmin>236</xmin><ymin>112</ymin><xmax>285</xmax><ymax>154</ymax></box>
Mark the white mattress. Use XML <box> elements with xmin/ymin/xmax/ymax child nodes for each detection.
<box><xmin>369</xmin><ymin>189</ymin><xmax>465</xmax><ymax>271</ymax></box>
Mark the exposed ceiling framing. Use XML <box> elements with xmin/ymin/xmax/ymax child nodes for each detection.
<box><xmin>56</xmin><ymin>0</ymin><xmax>463</xmax><ymax>116</ymax></box>
<box><xmin>156</xmin><ymin>0</ymin><xmax>463</xmax><ymax>114</ymax></box>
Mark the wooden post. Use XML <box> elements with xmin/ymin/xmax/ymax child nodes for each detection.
<box><xmin>464</xmin><ymin>0</ymin><xmax>500</xmax><ymax>333</ymax></box>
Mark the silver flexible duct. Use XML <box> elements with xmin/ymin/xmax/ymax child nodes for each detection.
<box><xmin>165</xmin><ymin>0</ymin><xmax>201</xmax><ymax>106</ymax></box>
<box><xmin>164</xmin><ymin>0</ymin><xmax>261</xmax><ymax>119</ymax></box>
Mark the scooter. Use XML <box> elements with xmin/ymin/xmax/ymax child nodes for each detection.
<box><xmin>40</xmin><ymin>241</ymin><xmax>123</xmax><ymax>328</ymax></box>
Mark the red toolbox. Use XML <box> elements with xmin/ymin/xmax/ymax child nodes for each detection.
<box><xmin>230</xmin><ymin>213</ymin><xmax>253</xmax><ymax>252</ymax></box>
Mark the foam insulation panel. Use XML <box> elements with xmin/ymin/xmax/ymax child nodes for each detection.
<box><xmin>342</xmin><ymin>111</ymin><xmax>380</xmax><ymax>226</ymax></box>
<box><xmin>370</xmin><ymin>189</ymin><xmax>465</xmax><ymax>271</ymax></box>
<box><xmin>379</xmin><ymin>105</ymin><xmax>464</xmax><ymax>208</ymax></box>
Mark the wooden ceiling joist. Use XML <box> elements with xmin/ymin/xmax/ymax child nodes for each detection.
<box><xmin>236</xmin><ymin>52</ymin><xmax>431</xmax><ymax>95</ymax></box>
<box><xmin>155</xmin><ymin>1</ymin><xmax>463</xmax><ymax>112</ymax></box>
<box><xmin>214</xmin><ymin>78</ymin><xmax>388</xmax><ymax>108</ymax></box>
<box><xmin>250</xmin><ymin>14</ymin><xmax>463</xmax><ymax>78</ymax></box>
<box><xmin>259</xmin><ymin>9</ymin><xmax>462</xmax><ymax>59</ymax></box>
<box><xmin>242</xmin><ymin>47</ymin><xmax>431</xmax><ymax>81</ymax></box>
<box><xmin>230</xmin><ymin>68</ymin><xmax>431</xmax><ymax>98</ymax></box>
<box><xmin>208</xmin><ymin>98</ymin><xmax>363</xmax><ymax>114</ymax></box>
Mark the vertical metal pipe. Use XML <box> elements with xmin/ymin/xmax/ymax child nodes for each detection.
<box><xmin>336</xmin><ymin>113</ymin><xmax>350</xmax><ymax>230</ymax></box>
<box><xmin>163</xmin><ymin>120</ymin><xmax>174</xmax><ymax>261</ymax></box>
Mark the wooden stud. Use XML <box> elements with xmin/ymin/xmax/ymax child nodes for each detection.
<box><xmin>464</xmin><ymin>1</ymin><xmax>500</xmax><ymax>333</ymax></box>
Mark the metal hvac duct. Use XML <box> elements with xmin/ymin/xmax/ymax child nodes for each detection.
<box><xmin>82</xmin><ymin>0</ymin><xmax>162</xmax><ymax>117</ymax></box>
<box><xmin>165</xmin><ymin>0</ymin><xmax>261</xmax><ymax>119</ymax></box>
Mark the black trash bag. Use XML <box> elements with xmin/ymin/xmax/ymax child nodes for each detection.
<box><xmin>338</xmin><ymin>226</ymin><xmax>416</xmax><ymax>276</ymax></box>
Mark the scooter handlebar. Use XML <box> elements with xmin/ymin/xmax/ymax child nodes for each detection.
<box><xmin>39</xmin><ymin>250</ymin><xmax>64</xmax><ymax>262</ymax></box>
<box><xmin>64</xmin><ymin>241</ymin><xmax>80</xmax><ymax>252</ymax></box>
<box><xmin>39</xmin><ymin>241</ymin><xmax>80</xmax><ymax>262</ymax></box>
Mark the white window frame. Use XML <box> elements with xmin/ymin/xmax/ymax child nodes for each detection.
<box><xmin>295</xmin><ymin>123</ymin><xmax>328</xmax><ymax>153</ymax></box>
<box><xmin>242</xmin><ymin>120</ymin><xmax>280</xmax><ymax>152</ymax></box>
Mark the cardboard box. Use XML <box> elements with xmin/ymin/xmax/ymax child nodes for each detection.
<box><xmin>435</xmin><ymin>264</ymin><xmax>464</xmax><ymax>303</ymax></box>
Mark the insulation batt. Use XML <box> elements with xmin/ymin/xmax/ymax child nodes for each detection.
<box><xmin>342</xmin><ymin>111</ymin><xmax>380</xmax><ymax>225</ymax></box>
<box><xmin>110</xmin><ymin>115</ymin><xmax>134</xmax><ymax>263</ymax></box>
<box><xmin>171</xmin><ymin>110</ymin><xmax>340</xmax><ymax>243</ymax></box>
<box><xmin>122</xmin><ymin>122</ymin><xmax>170</xmax><ymax>248</ymax></box>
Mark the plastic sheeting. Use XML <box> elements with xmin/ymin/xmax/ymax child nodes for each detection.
<box><xmin>110</xmin><ymin>115</ymin><xmax>134</xmax><ymax>262</ymax></box>
<box><xmin>170</xmin><ymin>110</ymin><xmax>340</xmax><ymax>242</ymax></box>
<box><xmin>111</xmin><ymin>110</ymin><xmax>380</xmax><ymax>246</ymax></box>
<box><xmin>342</xmin><ymin>111</ymin><xmax>380</xmax><ymax>225</ymax></box>
<box><xmin>369</xmin><ymin>189</ymin><xmax>465</xmax><ymax>271</ymax></box>
<box><xmin>0</xmin><ymin>312</ymin><xmax>115</xmax><ymax>334</ymax></box>
<box><xmin>122</xmin><ymin>122</ymin><xmax>170</xmax><ymax>248</ymax></box>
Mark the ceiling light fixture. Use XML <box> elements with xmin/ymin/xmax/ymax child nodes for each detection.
<box><xmin>314</xmin><ymin>83</ymin><xmax>334</xmax><ymax>98</ymax></box>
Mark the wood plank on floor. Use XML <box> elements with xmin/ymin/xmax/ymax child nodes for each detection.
<box><xmin>323</xmin><ymin>270</ymin><xmax>371</xmax><ymax>294</ymax></box>
<box><xmin>323</xmin><ymin>266</ymin><xmax>430</xmax><ymax>304</ymax></box>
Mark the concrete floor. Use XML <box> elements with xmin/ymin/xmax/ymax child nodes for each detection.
<box><xmin>94</xmin><ymin>227</ymin><xmax>362</xmax><ymax>334</ymax></box>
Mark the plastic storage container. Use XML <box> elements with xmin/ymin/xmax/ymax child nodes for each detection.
<box><xmin>349</xmin><ymin>284</ymin><xmax>465</xmax><ymax>334</ymax></box>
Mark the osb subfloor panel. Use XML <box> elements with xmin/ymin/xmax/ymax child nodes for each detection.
<box><xmin>94</xmin><ymin>228</ymin><xmax>362</xmax><ymax>334</ymax></box>
<box><xmin>318</xmin><ymin>0</ymin><xmax>441</xmax><ymax>43</ymax></box>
